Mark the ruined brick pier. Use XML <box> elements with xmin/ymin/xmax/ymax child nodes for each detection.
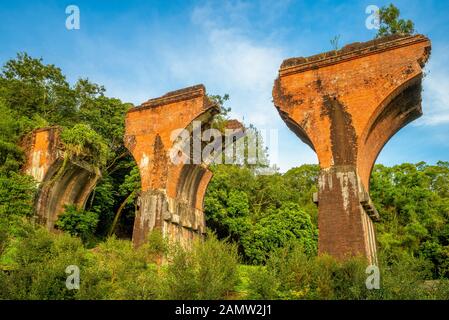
<box><xmin>273</xmin><ymin>35</ymin><xmax>431</xmax><ymax>263</ymax></box>
<box><xmin>22</xmin><ymin>127</ymin><xmax>100</xmax><ymax>230</ymax></box>
<box><xmin>124</xmin><ymin>85</ymin><xmax>221</xmax><ymax>247</ymax></box>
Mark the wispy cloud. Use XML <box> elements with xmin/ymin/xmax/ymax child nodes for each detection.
<box><xmin>417</xmin><ymin>46</ymin><xmax>449</xmax><ymax>126</ymax></box>
<box><xmin>89</xmin><ymin>0</ymin><xmax>300</xmax><ymax>169</ymax></box>
<box><xmin>185</xmin><ymin>1</ymin><xmax>293</xmax><ymax>167</ymax></box>
<box><xmin>165</xmin><ymin>1</ymin><xmax>285</xmax><ymax>126</ymax></box>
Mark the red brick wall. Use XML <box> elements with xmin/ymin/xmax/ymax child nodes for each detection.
<box><xmin>21</xmin><ymin>127</ymin><xmax>99</xmax><ymax>230</ymax></box>
<box><xmin>21</xmin><ymin>127</ymin><xmax>61</xmax><ymax>183</ymax></box>
<box><xmin>273</xmin><ymin>35</ymin><xmax>431</xmax><ymax>262</ymax></box>
<box><xmin>124</xmin><ymin>85</ymin><xmax>219</xmax><ymax>247</ymax></box>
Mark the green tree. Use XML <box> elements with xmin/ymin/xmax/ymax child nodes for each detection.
<box><xmin>242</xmin><ymin>203</ymin><xmax>318</xmax><ymax>264</ymax></box>
<box><xmin>376</xmin><ymin>4</ymin><xmax>415</xmax><ymax>38</ymax></box>
<box><xmin>0</xmin><ymin>53</ymin><xmax>141</xmax><ymax>240</ymax></box>
<box><xmin>370</xmin><ymin>162</ymin><xmax>449</xmax><ymax>278</ymax></box>
<box><xmin>0</xmin><ymin>53</ymin><xmax>77</xmax><ymax>125</ymax></box>
<box><xmin>55</xmin><ymin>205</ymin><xmax>99</xmax><ymax>243</ymax></box>
<box><xmin>0</xmin><ymin>172</ymin><xmax>36</xmax><ymax>218</ymax></box>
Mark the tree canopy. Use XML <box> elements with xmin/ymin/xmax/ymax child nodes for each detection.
<box><xmin>376</xmin><ymin>4</ymin><xmax>415</xmax><ymax>38</ymax></box>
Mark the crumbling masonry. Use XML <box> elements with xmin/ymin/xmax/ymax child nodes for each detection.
<box><xmin>21</xmin><ymin>127</ymin><xmax>100</xmax><ymax>230</ymax></box>
<box><xmin>273</xmin><ymin>34</ymin><xmax>431</xmax><ymax>264</ymax></box>
<box><xmin>124</xmin><ymin>85</ymin><xmax>222</xmax><ymax>247</ymax></box>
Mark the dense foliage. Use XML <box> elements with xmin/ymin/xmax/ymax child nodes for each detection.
<box><xmin>247</xmin><ymin>244</ymin><xmax>449</xmax><ymax>300</ymax></box>
<box><xmin>0</xmin><ymin>227</ymin><xmax>238</xmax><ymax>300</ymax></box>
<box><xmin>0</xmin><ymin>53</ymin><xmax>137</xmax><ymax>241</ymax></box>
<box><xmin>204</xmin><ymin>164</ymin><xmax>319</xmax><ymax>264</ymax></box>
<box><xmin>55</xmin><ymin>205</ymin><xmax>99</xmax><ymax>243</ymax></box>
<box><xmin>205</xmin><ymin>162</ymin><xmax>449</xmax><ymax>278</ymax></box>
<box><xmin>371</xmin><ymin>162</ymin><xmax>449</xmax><ymax>278</ymax></box>
<box><xmin>376</xmin><ymin>4</ymin><xmax>415</xmax><ymax>38</ymax></box>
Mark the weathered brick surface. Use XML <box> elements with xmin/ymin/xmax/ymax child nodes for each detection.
<box><xmin>273</xmin><ymin>35</ymin><xmax>431</xmax><ymax>263</ymax></box>
<box><xmin>21</xmin><ymin>127</ymin><xmax>100</xmax><ymax>230</ymax></box>
<box><xmin>22</xmin><ymin>127</ymin><xmax>61</xmax><ymax>183</ymax></box>
<box><xmin>124</xmin><ymin>84</ymin><xmax>220</xmax><ymax>247</ymax></box>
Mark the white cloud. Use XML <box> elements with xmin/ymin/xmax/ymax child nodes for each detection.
<box><xmin>158</xmin><ymin>1</ymin><xmax>321</xmax><ymax>171</ymax></box>
<box><xmin>417</xmin><ymin>48</ymin><xmax>449</xmax><ymax>126</ymax></box>
<box><xmin>166</xmin><ymin>3</ymin><xmax>285</xmax><ymax>126</ymax></box>
<box><xmin>420</xmin><ymin>75</ymin><xmax>449</xmax><ymax>125</ymax></box>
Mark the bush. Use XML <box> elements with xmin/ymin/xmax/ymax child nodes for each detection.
<box><xmin>0</xmin><ymin>223</ymin><xmax>8</xmax><ymax>257</ymax></box>
<box><xmin>163</xmin><ymin>234</ymin><xmax>239</xmax><ymax>300</ymax></box>
<box><xmin>376</xmin><ymin>4</ymin><xmax>415</xmax><ymax>38</ymax></box>
<box><xmin>55</xmin><ymin>205</ymin><xmax>99</xmax><ymax>244</ymax></box>
<box><xmin>60</xmin><ymin>123</ymin><xmax>110</xmax><ymax>168</ymax></box>
<box><xmin>0</xmin><ymin>224</ymin><xmax>240</xmax><ymax>300</ymax></box>
<box><xmin>0</xmin><ymin>228</ymin><xmax>86</xmax><ymax>300</ymax></box>
<box><xmin>76</xmin><ymin>236</ymin><xmax>162</xmax><ymax>300</ymax></box>
<box><xmin>369</xmin><ymin>252</ymin><xmax>439</xmax><ymax>299</ymax></box>
<box><xmin>194</xmin><ymin>234</ymin><xmax>239</xmax><ymax>299</ymax></box>
<box><xmin>242</xmin><ymin>203</ymin><xmax>318</xmax><ymax>264</ymax></box>
<box><xmin>0</xmin><ymin>172</ymin><xmax>36</xmax><ymax>217</ymax></box>
<box><xmin>248</xmin><ymin>243</ymin><xmax>449</xmax><ymax>300</ymax></box>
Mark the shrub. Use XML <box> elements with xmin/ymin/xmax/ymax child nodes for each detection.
<box><xmin>369</xmin><ymin>252</ymin><xmax>436</xmax><ymax>299</ymax></box>
<box><xmin>55</xmin><ymin>205</ymin><xmax>99</xmax><ymax>244</ymax></box>
<box><xmin>76</xmin><ymin>237</ymin><xmax>162</xmax><ymax>300</ymax></box>
<box><xmin>194</xmin><ymin>234</ymin><xmax>239</xmax><ymax>299</ymax></box>
<box><xmin>163</xmin><ymin>234</ymin><xmax>239</xmax><ymax>300</ymax></box>
<box><xmin>0</xmin><ymin>228</ymin><xmax>86</xmax><ymax>300</ymax></box>
<box><xmin>0</xmin><ymin>226</ymin><xmax>239</xmax><ymax>300</ymax></box>
<box><xmin>248</xmin><ymin>243</ymin><xmax>449</xmax><ymax>300</ymax></box>
<box><xmin>0</xmin><ymin>172</ymin><xmax>36</xmax><ymax>217</ymax></box>
<box><xmin>60</xmin><ymin>123</ymin><xmax>110</xmax><ymax>168</ymax></box>
<box><xmin>376</xmin><ymin>4</ymin><xmax>415</xmax><ymax>38</ymax></box>
<box><xmin>242</xmin><ymin>203</ymin><xmax>318</xmax><ymax>264</ymax></box>
<box><xmin>246</xmin><ymin>266</ymin><xmax>279</xmax><ymax>299</ymax></box>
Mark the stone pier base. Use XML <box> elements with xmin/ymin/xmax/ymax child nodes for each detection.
<box><xmin>317</xmin><ymin>166</ymin><xmax>378</xmax><ymax>264</ymax></box>
<box><xmin>133</xmin><ymin>190</ymin><xmax>206</xmax><ymax>248</ymax></box>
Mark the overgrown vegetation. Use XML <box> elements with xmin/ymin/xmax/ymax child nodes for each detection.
<box><xmin>0</xmin><ymin>53</ymin><xmax>137</xmax><ymax>241</ymax></box>
<box><xmin>205</xmin><ymin>161</ymin><xmax>449</xmax><ymax>281</ymax></box>
<box><xmin>0</xmin><ymin>227</ymin><xmax>239</xmax><ymax>300</ymax></box>
<box><xmin>246</xmin><ymin>244</ymin><xmax>449</xmax><ymax>300</ymax></box>
<box><xmin>204</xmin><ymin>164</ymin><xmax>319</xmax><ymax>264</ymax></box>
<box><xmin>55</xmin><ymin>205</ymin><xmax>99</xmax><ymax>244</ymax></box>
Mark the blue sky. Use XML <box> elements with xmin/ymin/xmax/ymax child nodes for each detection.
<box><xmin>1</xmin><ymin>0</ymin><xmax>448</xmax><ymax>171</ymax></box>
